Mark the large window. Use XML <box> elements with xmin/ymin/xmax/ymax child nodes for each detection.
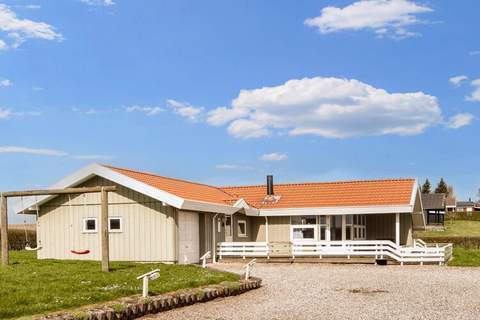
<box><xmin>291</xmin><ymin>216</ymin><xmax>317</xmax><ymax>241</ymax></box>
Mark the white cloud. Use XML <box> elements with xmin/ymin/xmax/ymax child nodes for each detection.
<box><xmin>467</xmin><ymin>79</ymin><xmax>480</xmax><ymax>102</ymax></box>
<box><xmin>0</xmin><ymin>4</ymin><xmax>62</xmax><ymax>49</ymax></box>
<box><xmin>125</xmin><ymin>105</ymin><xmax>164</xmax><ymax>116</ymax></box>
<box><xmin>446</xmin><ymin>113</ymin><xmax>474</xmax><ymax>129</ymax></box>
<box><xmin>80</xmin><ymin>0</ymin><xmax>115</xmax><ymax>6</ymax></box>
<box><xmin>449</xmin><ymin>75</ymin><xmax>468</xmax><ymax>87</ymax></box>
<box><xmin>16</xmin><ymin>5</ymin><xmax>41</xmax><ymax>10</ymax></box>
<box><xmin>304</xmin><ymin>0</ymin><xmax>433</xmax><ymax>39</ymax></box>
<box><xmin>0</xmin><ymin>146</ymin><xmax>67</xmax><ymax>156</ymax></box>
<box><xmin>167</xmin><ymin>99</ymin><xmax>204</xmax><ymax>122</ymax></box>
<box><xmin>216</xmin><ymin>164</ymin><xmax>254</xmax><ymax>171</ymax></box>
<box><xmin>32</xmin><ymin>86</ymin><xmax>43</xmax><ymax>91</ymax></box>
<box><xmin>208</xmin><ymin>76</ymin><xmax>442</xmax><ymax>139</ymax></box>
<box><xmin>72</xmin><ymin>154</ymin><xmax>113</xmax><ymax>160</ymax></box>
<box><xmin>0</xmin><ymin>39</ymin><xmax>6</xmax><ymax>50</ymax></box>
<box><xmin>0</xmin><ymin>79</ymin><xmax>11</xmax><ymax>87</ymax></box>
<box><xmin>0</xmin><ymin>107</ymin><xmax>40</xmax><ymax>119</ymax></box>
<box><xmin>72</xmin><ymin>107</ymin><xmax>98</xmax><ymax>115</ymax></box>
<box><xmin>469</xmin><ymin>51</ymin><xmax>480</xmax><ymax>56</ymax></box>
<box><xmin>260</xmin><ymin>153</ymin><xmax>288</xmax><ymax>161</ymax></box>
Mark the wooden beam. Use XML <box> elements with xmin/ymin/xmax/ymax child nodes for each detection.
<box><xmin>1</xmin><ymin>195</ymin><xmax>8</xmax><ymax>267</ymax></box>
<box><xmin>100</xmin><ymin>187</ymin><xmax>109</xmax><ymax>272</ymax></box>
<box><xmin>2</xmin><ymin>186</ymin><xmax>116</xmax><ymax>198</ymax></box>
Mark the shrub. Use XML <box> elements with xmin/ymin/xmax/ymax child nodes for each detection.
<box><xmin>446</xmin><ymin>212</ymin><xmax>480</xmax><ymax>221</ymax></box>
<box><xmin>0</xmin><ymin>229</ymin><xmax>37</xmax><ymax>250</ymax></box>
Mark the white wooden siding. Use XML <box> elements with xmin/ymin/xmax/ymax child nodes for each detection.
<box><xmin>37</xmin><ymin>176</ymin><xmax>178</xmax><ymax>262</ymax></box>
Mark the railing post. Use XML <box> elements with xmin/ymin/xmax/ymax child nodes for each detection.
<box><xmin>243</xmin><ymin>244</ymin><xmax>245</xmax><ymax>260</ymax></box>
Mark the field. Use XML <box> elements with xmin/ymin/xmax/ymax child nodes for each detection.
<box><xmin>416</xmin><ymin>220</ymin><xmax>480</xmax><ymax>237</ymax></box>
<box><xmin>0</xmin><ymin>251</ymin><xmax>238</xmax><ymax>319</ymax></box>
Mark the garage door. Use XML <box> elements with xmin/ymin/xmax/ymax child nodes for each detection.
<box><xmin>178</xmin><ymin>211</ymin><xmax>200</xmax><ymax>264</ymax></box>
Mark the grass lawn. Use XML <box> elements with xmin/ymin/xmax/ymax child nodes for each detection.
<box><xmin>0</xmin><ymin>251</ymin><xmax>239</xmax><ymax>319</ymax></box>
<box><xmin>449</xmin><ymin>247</ymin><xmax>480</xmax><ymax>267</ymax></box>
<box><xmin>415</xmin><ymin>220</ymin><xmax>480</xmax><ymax>237</ymax></box>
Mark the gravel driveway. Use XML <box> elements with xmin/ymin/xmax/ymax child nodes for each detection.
<box><xmin>142</xmin><ymin>263</ymin><xmax>480</xmax><ymax>320</ymax></box>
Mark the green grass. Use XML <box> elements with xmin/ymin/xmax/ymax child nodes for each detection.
<box><xmin>449</xmin><ymin>247</ymin><xmax>480</xmax><ymax>267</ymax></box>
<box><xmin>416</xmin><ymin>220</ymin><xmax>480</xmax><ymax>237</ymax></box>
<box><xmin>0</xmin><ymin>251</ymin><xmax>238</xmax><ymax>319</ymax></box>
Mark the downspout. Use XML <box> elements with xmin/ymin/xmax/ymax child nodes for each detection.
<box><xmin>212</xmin><ymin>213</ymin><xmax>219</xmax><ymax>264</ymax></box>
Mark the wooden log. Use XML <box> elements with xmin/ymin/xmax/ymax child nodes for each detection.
<box><xmin>101</xmin><ymin>188</ymin><xmax>109</xmax><ymax>272</ymax></box>
<box><xmin>1</xmin><ymin>195</ymin><xmax>8</xmax><ymax>267</ymax></box>
<box><xmin>2</xmin><ymin>186</ymin><xmax>116</xmax><ymax>197</ymax></box>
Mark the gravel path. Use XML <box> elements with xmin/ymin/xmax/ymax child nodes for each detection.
<box><xmin>142</xmin><ymin>263</ymin><xmax>480</xmax><ymax>320</ymax></box>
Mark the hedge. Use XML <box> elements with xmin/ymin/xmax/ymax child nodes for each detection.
<box><xmin>446</xmin><ymin>212</ymin><xmax>480</xmax><ymax>221</ymax></box>
<box><xmin>420</xmin><ymin>236</ymin><xmax>480</xmax><ymax>249</ymax></box>
<box><xmin>0</xmin><ymin>229</ymin><xmax>37</xmax><ymax>250</ymax></box>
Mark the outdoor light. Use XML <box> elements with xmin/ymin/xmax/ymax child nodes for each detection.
<box><xmin>137</xmin><ymin>269</ymin><xmax>160</xmax><ymax>297</ymax></box>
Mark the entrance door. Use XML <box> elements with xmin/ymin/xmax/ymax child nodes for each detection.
<box><xmin>178</xmin><ymin>211</ymin><xmax>200</xmax><ymax>264</ymax></box>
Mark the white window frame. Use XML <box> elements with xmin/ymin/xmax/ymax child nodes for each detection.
<box><xmin>290</xmin><ymin>216</ymin><xmax>317</xmax><ymax>242</ymax></box>
<box><xmin>108</xmin><ymin>217</ymin><xmax>123</xmax><ymax>233</ymax></box>
<box><xmin>83</xmin><ymin>217</ymin><xmax>98</xmax><ymax>233</ymax></box>
<box><xmin>237</xmin><ymin>220</ymin><xmax>247</xmax><ymax>238</ymax></box>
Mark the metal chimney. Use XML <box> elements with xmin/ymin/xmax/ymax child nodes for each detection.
<box><xmin>266</xmin><ymin>175</ymin><xmax>274</xmax><ymax>195</ymax></box>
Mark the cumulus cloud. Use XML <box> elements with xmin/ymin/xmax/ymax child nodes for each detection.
<box><xmin>0</xmin><ymin>79</ymin><xmax>11</xmax><ymax>87</ymax></box>
<box><xmin>449</xmin><ymin>75</ymin><xmax>468</xmax><ymax>87</ymax></box>
<box><xmin>0</xmin><ymin>4</ymin><xmax>62</xmax><ymax>49</ymax></box>
<box><xmin>304</xmin><ymin>0</ymin><xmax>433</xmax><ymax>39</ymax></box>
<box><xmin>207</xmin><ymin>76</ymin><xmax>442</xmax><ymax>139</ymax></box>
<box><xmin>125</xmin><ymin>105</ymin><xmax>164</xmax><ymax>116</ymax></box>
<box><xmin>0</xmin><ymin>107</ymin><xmax>40</xmax><ymax>119</ymax></box>
<box><xmin>80</xmin><ymin>0</ymin><xmax>115</xmax><ymax>6</ymax></box>
<box><xmin>446</xmin><ymin>113</ymin><xmax>474</xmax><ymax>129</ymax></box>
<box><xmin>260</xmin><ymin>153</ymin><xmax>288</xmax><ymax>161</ymax></box>
<box><xmin>167</xmin><ymin>99</ymin><xmax>204</xmax><ymax>122</ymax></box>
<box><xmin>467</xmin><ymin>79</ymin><xmax>480</xmax><ymax>102</ymax></box>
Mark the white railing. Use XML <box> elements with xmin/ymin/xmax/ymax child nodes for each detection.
<box><xmin>217</xmin><ymin>242</ymin><xmax>269</xmax><ymax>259</ymax></box>
<box><xmin>217</xmin><ymin>240</ymin><xmax>452</xmax><ymax>265</ymax></box>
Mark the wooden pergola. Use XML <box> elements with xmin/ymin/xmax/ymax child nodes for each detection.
<box><xmin>0</xmin><ymin>186</ymin><xmax>116</xmax><ymax>271</ymax></box>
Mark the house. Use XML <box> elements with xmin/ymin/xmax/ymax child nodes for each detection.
<box><xmin>445</xmin><ymin>196</ymin><xmax>457</xmax><ymax>212</ymax></box>
<box><xmin>421</xmin><ymin>193</ymin><xmax>446</xmax><ymax>225</ymax></box>
<box><xmin>456</xmin><ymin>199</ymin><xmax>476</xmax><ymax>213</ymax></box>
<box><xmin>16</xmin><ymin>164</ymin><xmax>452</xmax><ymax>265</ymax></box>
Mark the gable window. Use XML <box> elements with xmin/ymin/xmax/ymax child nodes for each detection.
<box><xmin>109</xmin><ymin>217</ymin><xmax>122</xmax><ymax>232</ymax></box>
<box><xmin>291</xmin><ymin>216</ymin><xmax>317</xmax><ymax>241</ymax></box>
<box><xmin>83</xmin><ymin>218</ymin><xmax>97</xmax><ymax>233</ymax></box>
<box><xmin>237</xmin><ymin>220</ymin><xmax>247</xmax><ymax>237</ymax></box>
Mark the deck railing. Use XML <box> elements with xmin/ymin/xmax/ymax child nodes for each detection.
<box><xmin>217</xmin><ymin>239</ymin><xmax>452</xmax><ymax>265</ymax></box>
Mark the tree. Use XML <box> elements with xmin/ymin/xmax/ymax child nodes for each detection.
<box><xmin>446</xmin><ymin>185</ymin><xmax>455</xmax><ymax>199</ymax></box>
<box><xmin>435</xmin><ymin>178</ymin><xmax>448</xmax><ymax>194</ymax></box>
<box><xmin>421</xmin><ymin>179</ymin><xmax>431</xmax><ymax>194</ymax></box>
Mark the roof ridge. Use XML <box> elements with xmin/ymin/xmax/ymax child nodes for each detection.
<box><xmin>102</xmin><ymin>164</ymin><xmax>238</xmax><ymax>200</ymax></box>
<box><xmin>219</xmin><ymin>178</ymin><xmax>416</xmax><ymax>189</ymax></box>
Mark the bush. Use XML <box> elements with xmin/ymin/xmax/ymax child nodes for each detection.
<box><xmin>0</xmin><ymin>229</ymin><xmax>37</xmax><ymax>250</ymax></box>
<box><xmin>421</xmin><ymin>236</ymin><xmax>480</xmax><ymax>249</ymax></box>
<box><xmin>446</xmin><ymin>212</ymin><xmax>480</xmax><ymax>221</ymax></box>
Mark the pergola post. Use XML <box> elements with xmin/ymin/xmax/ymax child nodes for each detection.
<box><xmin>395</xmin><ymin>213</ymin><xmax>400</xmax><ymax>246</ymax></box>
<box><xmin>1</xmin><ymin>194</ymin><xmax>8</xmax><ymax>267</ymax></box>
<box><xmin>265</xmin><ymin>216</ymin><xmax>269</xmax><ymax>243</ymax></box>
<box><xmin>341</xmin><ymin>215</ymin><xmax>346</xmax><ymax>241</ymax></box>
<box><xmin>100</xmin><ymin>187</ymin><xmax>110</xmax><ymax>272</ymax></box>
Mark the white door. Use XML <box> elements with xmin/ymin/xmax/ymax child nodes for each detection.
<box><xmin>178</xmin><ymin>211</ymin><xmax>200</xmax><ymax>264</ymax></box>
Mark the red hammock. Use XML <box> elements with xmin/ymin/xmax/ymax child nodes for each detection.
<box><xmin>70</xmin><ymin>249</ymin><xmax>90</xmax><ymax>255</ymax></box>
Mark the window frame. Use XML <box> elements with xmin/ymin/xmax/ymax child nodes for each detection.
<box><xmin>82</xmin><ymin>217</ymin><xmax>98</xmax><ymax>233</ymax></box>
<box><xmin>290</xmin><ymin>216</ymin><xmax>318</xmax><ymax>242</ymax></box>
<box><xmin>237</xmin><ymin>219</ymin><xmax>247</xmax><ymax>238</ymax></box>
<box><xmin>108</xmin><ymin>217</ymin><xmax>123</xmax><ymax>233</ymax></box>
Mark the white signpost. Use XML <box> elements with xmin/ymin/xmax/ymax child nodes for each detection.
<box><xmin>200</xmin><ymin>251</ymin><xmax>211</xmax><ymax>268</ymax></box>
<box><xmin>137</xmin><ymin>269</ymin><xmax>160</xmax><ymax>297</ymax></box>
<box><xmin>242</xmin><ymin>259</ymin><xmax>256</xmax><ymax>280</ymax></box>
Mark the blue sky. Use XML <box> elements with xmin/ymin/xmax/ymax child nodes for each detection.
<box><xmin>0</xmin><ymin>0</ymin><xmax>479</xmax><ymax>222</ymax></box>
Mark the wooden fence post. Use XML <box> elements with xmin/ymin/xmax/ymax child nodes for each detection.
<box><xmin>1</xmin><ymin>194</ymin><xmax>8</xmax><ymax>267</ymax></box>
<box><xmin>101</xmin><ymin>188</ymin><xmax>109</xmax><ymax>272</ymax></box>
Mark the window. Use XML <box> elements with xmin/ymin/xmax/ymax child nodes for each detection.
<box><xmin>83</xmin><ymin>218</ymin><xmax>97</xmax><ymax>233</ymax></box>
<box><xmin>108</xmin><ymin>217</ymin><xmax>122</xmax><ymax>232</ymax></box>
<box><xmin>237</xmin><ymin>220</ymin><xmax>247</xmax><ymax>237</ymax></box>
<box><xmin>291</xmin><ymin>215</ymin><xmax>317</xmax><ymax>241</ymax></box>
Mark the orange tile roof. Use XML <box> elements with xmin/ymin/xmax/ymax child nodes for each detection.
<box><xmin>104</xmin><ymin>165</ymin><xmax>237</xmax><ymax>205</ymax></box>
<box><xmin>103</xmin><ymin>165</ymin><xmax>415</xmax><ymax>209</ymax></box>
<box><xmin>220</xmin><ymin>179</ymin><xmax>415</xmax><ymax>209</ymax></box>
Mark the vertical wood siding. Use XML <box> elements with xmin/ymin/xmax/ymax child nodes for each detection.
<box><xmin>37</xmin><ymin>176</ymin><xmax>177</xmax><ymax>262</ymax></box>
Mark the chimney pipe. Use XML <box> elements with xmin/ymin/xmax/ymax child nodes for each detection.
<box><xmin>266</xmin><ymin>175</ymin><xmax>274</xmax><ymax>195</ymax></box>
